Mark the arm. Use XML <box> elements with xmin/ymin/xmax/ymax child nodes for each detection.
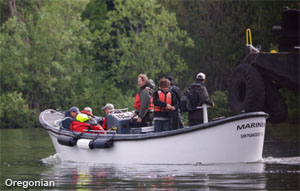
<box><xmin>138</xmin><ymin>89</ymin><xmax>151</xmax><ymax>119</ymax></box>
<box><xmin>199</xmin><ymin>86</ymin><xmax>214</xmax><ymax>106</ymax></box>
<box><xmin>171</xmin><ymin>91</ymin><xmax>179</xmax><ymax>110</ymax></box>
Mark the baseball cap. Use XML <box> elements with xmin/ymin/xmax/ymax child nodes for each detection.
<box><xmin>69</xmin><ymin>106</ymin><xmax>79</xmax><ymax>113</ymax></box>
<box><xmin>196</xmin><ymin>72</ymin><xmax>206</xmax><ymax>80</ymax></box>
<box><xmin>102</xmin><ymin>103</ymin><xmax>114</xmax><ymax>110</ymax></box>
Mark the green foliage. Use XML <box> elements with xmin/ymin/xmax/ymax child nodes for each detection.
<box><xmin>0</xmin><ymin>92</ymin><xmax>37</xmax><ymax>128</ymax></box>
<box><xmin>81</xmin><ymin>0</ymin><xmax>109</xmax><ymax>32</ymax></box>
<box><xmin>0</xmin><ymin>0</ymin><xmax>96</xmax><ymax>127</ymax></box>
<box><xmin>161</xmin><ymin>1</ymin><xmax>299</xmax><ymax>91</ymax></box>
<box><xmin>208</xmin><ymin>91</ymin><xmax>231</xmax><ymax>120</ymax></box>
<box><xmin>98</xmin><ymin>0</ymin><xmax>193</xmax><ymax>93</ymax></box>
<box><xmin>280</xmin><ymin>89</ymin><xmax>299</xmax><ymax>124</ymax></box>
<box><xmin>1</xmin><ymin>0</ymin><xmax>298</xmax><ymax>127</ymax></box>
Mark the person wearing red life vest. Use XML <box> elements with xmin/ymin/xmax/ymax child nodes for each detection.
<box><xmin>101</xmin><ymin>103</ymin><xmax>114</xmax><ymax>130</ymax></box>
<box><xmin>132</xmin><ymin>73</ymin><xmax>154</xmax><ymax>127</ymax></box>
<box><xmin>68</xmin><ymin>106</ymin><xmax>104</xmax><ymax>134</ymax></box>
<box><xmin>153</xmin><ymin>78</ymin><xmax>177</xmax><ymax>132</ymax></box>
<box><xmin>81</xmin><ymin>107</ymin><xmax>94</xmax><ymax>117</ymax></box>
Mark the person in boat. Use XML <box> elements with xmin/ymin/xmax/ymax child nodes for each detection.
<box><xmin>81</xmin><ymin>107</ymin><xmax>94</xmax><ymax>116</ymax></box>
<box><xmin>69</xmin><ymin>106</ymin><xmax>105</xmax><ymax>133</ymax></box>
<box><xmin>167</xmin><ymin>76</ymin><xmax>184</xmax><ymax>129</ymax></box>
<box><xmin>132</xmin><ymin>73</ymin><xmax>154</xmax><ymax>127</ymax></box>
<box><xmin>188</xmin><ymin>73</ymin><xmax>214</xmax><ymax>126</ymax></box>
<box><xmin>153</xmin><ymin>78</ymin><xmax>177</xmax><ymax>132</ymax></box>
<box><xmin>101</xmin><ymin>103</ymin><xmax>115</xmax><ymax>130</ymax></box>
<box><xmin>61</xmin><ymin>108</ymin><xmax>74</xmax><ymax>130</ymax></box>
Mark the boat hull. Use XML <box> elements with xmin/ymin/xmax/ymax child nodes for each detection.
<box><xmin>44</xmin><ymin>112</ymin><xmax>266</xmax><ymax>164</ymax></box>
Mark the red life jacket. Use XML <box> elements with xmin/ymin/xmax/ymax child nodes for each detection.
<box><xmin>70</xmin><ymin>121</ymin><xmax>105</xmax><ymax>134</ymax></box>
<box><xmin>81</xmin><ymin>110</ymin><xmax>94</xmax><ymax>117</ymax></box>
<box><xmin>102</xmin><ymin>118</ymin><xmax>107</xmax><ymax>130</ymax></box>
<box><xmin>154</xmin><ymin>90</ymin><xmax>172</xmax><ymax>112</ymax></box>
<box><xmin>134</xmin><ymin>87</ymin><xmax>154</xmax><ymax>110</ymax></box>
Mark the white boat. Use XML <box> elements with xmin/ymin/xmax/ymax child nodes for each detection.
<box><xmin>39</xmin><ymin>107</ymin><xmax>268</xmax><ymax>164</ymax></box>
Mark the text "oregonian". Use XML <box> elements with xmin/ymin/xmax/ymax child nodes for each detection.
<box><xmin>5</xmin><ymin>179</ymin><xmax>55</xmax><ymax>189</ymax></box>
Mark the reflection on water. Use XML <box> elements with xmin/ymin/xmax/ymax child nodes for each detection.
<box><xmin>1</xmin><ymin>128</ymin><xmax>299</xmax><ymax>190</ymax></box>
<box><xmin>41</xmin><ymin>159</ymin><xmax>269</xmax><ymax>190</ymax></box>
<box><xmin>39</xmin><ymin>154</ymin><xmax>300</xmax><ymax>191</ymax></box>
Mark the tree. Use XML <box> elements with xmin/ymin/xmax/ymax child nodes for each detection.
<box><xmin>97</xmin><ymin>0</ymin><xmax>193</xmax><ymax>94</ymax></box>
<box><xmin>0</xmin><ymin>0</ymin><xmax>94</xmax><ymax>127</ymax></box>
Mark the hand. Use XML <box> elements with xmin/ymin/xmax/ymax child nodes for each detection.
<box><xmin>166</xmin><ymin>104</ymin><xmax>172</xmax><ymax>109</ymax></box>
<box><xmin>170</xmin><ymin>106</ymin><xmax>175</xmax><ymax>111</ymax></box>
<box><xmin>137</xmin><ymin>117</ymin><xmax>142</xmax><ymax>123</ymax></box>
<box><xmin>131</xmin><ymin>112</ymin><xmax>137</xmax><ymax>119</ymax></box>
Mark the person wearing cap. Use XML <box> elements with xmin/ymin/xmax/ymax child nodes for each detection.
<box><xmin>61</xmin><ymin>106</ymin><xmax>79</xmax><ymax>130</ymax></box>
<box><xmin>102</xmin><ymin>103</ymin><xmax>115</xmax><ymax>130</ymax></box>
<box><xmin>167</xmin><ymin>76</ymin><xmax>184</xmax><ymax>129</ymax></box>
<box><xmin>153</xmin><ymin>78</ymin><xmax>177</xmax><ymax>132</ymax></box>
<box><xmin>188</xmin><ymin>72</ymin><xmax>214</xmax><ymax>126</ymax></box>
<box><xmin>132</xmin><ymin>74</ymin><xmax>154</xmax><ymax>127</ymax></box>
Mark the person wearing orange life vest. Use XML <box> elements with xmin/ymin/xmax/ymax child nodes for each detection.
<box><xmin>132</xmin><ymin>74</ymin><xmax>154</xmax><ymax>127</ymax></box>
<box><xmin>153</xmin><ymin>78</ymin><xmax>177</xmax><ymax>132</ymax></box>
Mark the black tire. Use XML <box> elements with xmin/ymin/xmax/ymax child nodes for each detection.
<box><xmin>228</xmin><ymin>64</ymin><xmax>265</xmax><ymax>114</ymax></box>
<box><xmin>264</xmin><ymin>81</ymin><xmax>288</xmax><ymax>123</ymax></box>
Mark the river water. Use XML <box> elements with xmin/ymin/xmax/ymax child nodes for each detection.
<box><xmin>0</xmin><ymin>127</ymin><xmax>299</xmax><ymax>191</ymax></box>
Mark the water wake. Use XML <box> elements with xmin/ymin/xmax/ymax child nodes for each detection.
<box><xmin>263</xmin><ymin>156</ymin><xmax>300</xmax><ymax>165</ymax></box>
<box><xmin>41</xmin><ymin>154</ymin><xmax>61</xmax><ymax>165</ymax></box>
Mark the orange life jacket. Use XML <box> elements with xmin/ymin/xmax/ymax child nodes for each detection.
<box><xmin>134</xmin><ymin>87</ymin><xmax>154</xmax><ymax>111</ymax></box>
<box><xmin>154</xmin><ymin>90</ymin><xmax>172</xmax><ymax>112</ymax></box>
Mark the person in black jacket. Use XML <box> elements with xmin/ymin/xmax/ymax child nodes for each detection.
<box><xmin>188</xmin><ymin>73</ymin><xmax>214</xmax><ymax>126</ymax></box>
<box><xmin>167</xmin><ymin>76</ymin><xmax>184</xmax><ymax>129</ymax></box>
<box><xmin>61</xmin><ymin>107</ymin><xmax>79</xmax><ymax>130</ymax></box>
<box><xmin>153</xmin><ymin>78</ymin><xmax>177</xmax><ymax>132</ymax></box>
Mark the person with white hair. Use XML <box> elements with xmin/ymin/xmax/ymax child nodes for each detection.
<box><xmin>188</xmin><ymin>72</ymin><xmax>214</xmax><ymax>126</ymax></box>
<box><xmin>102</xmin><ymin>103</ymin><xmax>115</xmax><ymax>130</ymax></box>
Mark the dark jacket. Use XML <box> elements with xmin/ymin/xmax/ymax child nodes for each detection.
<box><xmin>153</xmin><ymin>89</ymin><xmax>178</xmax><ymax>118</ymax></box>
<box><xmin>188</xmin><ymin>80</ymin><xmax>213</xmax><ymax>125</ymax></box>
<box><xmin>170</xmin><ymin>85</ymin><xmax>181</xmax><ymax>103</ymax></box>
<box><xmin>190</xmin><ymin>80</ymin><xmax>213</xmax><ymax>107</ymax></box>
<box><xmin>135</xmin><ymin>84</ymin><xmax>153</xmax><ymax>119</ymax></box>
<box><xmin>61</xmin><ymin>111</ymin><xmax>73</xmax><ymax>130</ymax></box>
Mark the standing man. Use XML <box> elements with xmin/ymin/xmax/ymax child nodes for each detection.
<box><xmin>153</xmin><ymin>78</ymin><xmax>177</xmax><ymax>132</ymax></box>
<box><xmin>167</xmin><ymin>76</ymin><xmax>184</xmax><ymax>129</ymax></box>
<box><xmin>133</xmin><ymin>74</ymin><xmax>154</xmax><ymax>127</ymax></box>
<box><xmin>188</xmin><ymin>72</ymin><xmax>214</xmax><ymax>126</ymax></box>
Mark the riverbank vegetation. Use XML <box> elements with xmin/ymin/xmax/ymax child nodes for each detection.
<box><xmin>0</xmin><ymin>0</ymin><xmax>298</xmax><ymax>128</ymax></box>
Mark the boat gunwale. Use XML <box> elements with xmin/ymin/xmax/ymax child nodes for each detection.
<box><xmin>39</xmin><ymin>109</ymin><xmax>268</xmax><ymax>141</ymax></box>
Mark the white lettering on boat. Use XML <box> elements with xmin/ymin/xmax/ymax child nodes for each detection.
<box><xmin>237</xmin><ymin>122</ymin><xmax>265</xmax><ymax>131</ymax></box>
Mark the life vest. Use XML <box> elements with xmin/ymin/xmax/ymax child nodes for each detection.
<box><xmin>81</xmin><ymin>110</ymin><xmax>94</xmax><ymax>117</ymax></box>
<box><xmin>134</xmin><ymin>87</ymin><xmax>154</xmax><ymax>111</ymax></box>
<box><xmin>76</xmin><ymin>113</ymin><xmax>91</xmax><ymax>122</ymax></box>
<box><xmin>154</xmin><ymin>90</ymin><xmax>172</xmax><ymax>112</ymax></box>
<box><xmin>70</xmin><ymin>121</ymin><xmax>105</xmax><ymax>134</ymax></box>
<box><xmin>102</xmin><ymin>118</ymin><xmax>107</xmax><ymax>130</ymax></box>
